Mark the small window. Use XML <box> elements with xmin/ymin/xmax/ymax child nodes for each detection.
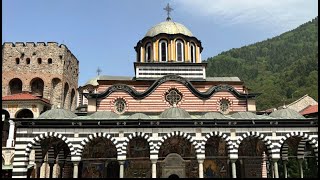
<box><xmin>219</xmin><ymin>98</ymin><xmax>231</xmax><ymax>114</ymax></box>
<box><xmin>48</xmin><ymin>58</ymin><xmax>52</xmax><ymax>64</ymax></box>
<box><xmin>176</xmin><ymin>40</ymin><xmax>184</xmax><ymax>62</ymax></box>
<box><xmin>145</xmin><ymin>43</ymin><xmax>152</xmax><ymax>62</ymax></box>
<box><xmin>159</xmin><ymin>40</ymin><xmax>168</xmax><ymax>62</ymax></box>
<box><xmin>114</xmin><ymin>98</ymin><xmax>126</xmax><ymax>114</ymax></box>
<box><xmin>37</xmin><ymin>58</ymin><xmax>42</xmax><ymax>64</ymax></box>
<box><xmin>16</xmin><ymin>58</ymin><xmax>20</xmax><ymax>64</ymax></box>
<box><xmin>190</xmin><ymin>43</ymin><xmax>196</xmax><ymax>63</ymax></box>
<box><xmin>165</xmin><ymin>88</ymin><xmax>182</xmax><ymax>106</ymax></box>
<box><xmin>26</xmin><ymin>58</ymin><xmax>30</xmax><ymax>64</ymax></box>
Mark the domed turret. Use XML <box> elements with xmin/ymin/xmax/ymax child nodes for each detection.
<box><xmin>145</xmin><ymin>21</ymin><xmax>193</xmax><ymax>37</ymax></box>
<box><xmin>160</xmin><ymin>107</ymin><xmax>191</xmax><ymax>119</ymax></box>
<box><xmin>38</xmin><ymin>109</ymin><xmax>77</xmax><ymax>119</ymax></box>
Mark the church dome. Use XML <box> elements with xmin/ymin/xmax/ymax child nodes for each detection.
<box><xmin>89</xmin><ymin>111</ymin><xmax>120</xmax><ymax>119</ymax></box>
<box><xmin>127</xmin><ymin>113</ymin><xmax>150</xmax><ymax>119</ymax></box>
<box><xmin>84</xmin><ymin>75</ymin><xmax>99</xmax><ymax>86</ymax></box>
<box><xmin>38</xmin><ymin>109</ymin><xmax>77</xmax><ymax>119</ymax></box>
<box><xmin>202</xmin><ymin>112</ymin><xmax>229</xmax><ymax>119</ymax></box>
<box><xmin>269</xmin><ymin>108</ymin><xmax>305</xmax><ymax>119</ymax></box>
<box><xmin>160</xmin><ymin>107</ymin><xmax>191</xmax><ymax>119</ymax></box>
<box><xmin>145</xmin><ymin>20</ymin><xmax>193</xmax><ymax>37</ymax></box>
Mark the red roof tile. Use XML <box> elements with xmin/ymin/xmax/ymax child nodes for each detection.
<box><xmin>2</xmin><ymin>92</ymin><xmax>51</xmax><ymax>104</ymax></box>
<box><xmin>300</xmin><ymin>105</ymin><xmax>318</xmax><ymax>115</ymax></box>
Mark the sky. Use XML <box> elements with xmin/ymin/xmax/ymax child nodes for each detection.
<box><xmin>2</xmin><ymin>0</ymin><xmax>318</xmax><ymax>86</ymax></box>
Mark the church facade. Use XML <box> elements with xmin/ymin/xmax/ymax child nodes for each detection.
<box><xmin>3</xmin><ymin>6</ymin><xmax>318</xmax><ymax>179</ymax></box>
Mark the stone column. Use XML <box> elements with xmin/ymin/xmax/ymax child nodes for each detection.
<box><xmin>283</xmin><ymin>160</ymin><xmax>288</xmax><ymax>178</ymax></box>
<box><xmin>119</xmin><ymin>160</ymin><xmax>125</xmax><ymax>178</ymax></box>
<box><xmin>198</xmin><ymin>159</ymin><xmax>204</xmax><ymax>178</ymax></box>
<box><xmin>151</xmin><ymin>159</ymin><xmax>157</xmax><ymax>178</ymax></box>
<box><xmin>49</xmin><ymin>160</ymin><xmax>55</xmax><ymax>178</ymax></box>
<box><xmin>6</xmin><ymin>120</ymin><xmax>15</xmax><ymax>147</ymax></box>
<box><xmin>272</xmin><ymin>159</ymin><xmax>279</xmax><ymax>178</ymax></box>
<box><xmin>298</xmin><ymin>158</ymin><xmax>304</xmax><ymax>178</ymax></box>
<box><xmin>72</xmin><ymin>161</ymin><xmax>79</xmax><ymax>178</ymax></box>
<box><xmin>35</xmin><ymin>162</ymin><xmax>42</xmax><ymax>178</ymax></box>
<box><xmin>230</xmin><ymin>159</ymin><xmax>237</xmax><ymax>178</ymax></box>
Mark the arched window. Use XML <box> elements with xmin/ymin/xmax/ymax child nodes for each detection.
<box><xmin>159</xmin><ymin>40</ymin><xmax>168</xmax><ymax>62</ymax></box>
<box><xmin>37</xmin><ymin>58</ymin><xmax>42</xmax><ymax>64</ymax></box>
<box><xmin>176</xmin><ymin>40</ymin><xmax>184</xmax><ymax>62</ymax></box>
<box><xmin>48</xmin><ymin>58</ymin><xmax>52</xmax><ymax>64</ymax></box>
<box><xmin>30</xmin><ymin>78</ymin><xmax>44</xmax><ymax>96</ymax></box>
<box><xmin>9</xmin><ymin>78</ymin><xmax>23</xmax><ymax>94</ymax></box>
<box><xmin>26</xmin><ymin>58</ymin><xmax>31</xmax><ymax>64</ymax></box>
<box><xmin>16</xmin><ymin>58</ymin><xmax>20</xmax><ymax>64</ymax></box>
<box><xmin>190</xmin><ymin>43</ymin><xmax>196</xmax><ymax>63</ymax></box>
<box><xmin>145</xmin><ymin>43</ymin><xmax>152</xmax><ymax>62</ymax></box>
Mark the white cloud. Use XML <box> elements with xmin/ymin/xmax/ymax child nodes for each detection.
<box><xmin>173</xmin><ymin>0</ymin><xmax>318</xmax><ymax>32</ymax></box>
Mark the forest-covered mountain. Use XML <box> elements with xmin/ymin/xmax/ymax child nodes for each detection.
<box><xmin>206</xmin><ymin>17</ymin><xmax>318</xmax><ymax>111</ymax></box>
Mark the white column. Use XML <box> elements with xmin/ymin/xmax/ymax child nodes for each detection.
<box><xmin>151</xmin><ymin>159</ymin><xmax>157</xmax><ymax>178</ymax></box>
<box><xmin>198</xmin><ymin>159</ymin><xmax>204</xmax><ymax>178</ymax></box>
<box><xmin>119</xmin><ymin>160</ymin><xmax>125</xmax><ymax>178</ymax></box>
<box><xmin>283</xmin><ymin>160</ymin><xmax>288</xmax><ymax>178</ymax></box>
<box><xmin>6</xmin><ymin>120</ymin><xmax>15</xmax><ymax>147</ymax></box>
<box><xmin>273</xmin><ymin>159</ymin><xmax>279</xmax><ymax>178</ymax></box>
<box><xmin>298</xmin><ymin>158</ymin><xmax>304</xmax><ymax>178</ymax></box>
<box><xmin>230</xmin><ymin>159</ymin><xmax>237</xmax><ymax>178</ymax></box>
<box><xmin>72</xmin><ymin>161</ymin><xmax>79</xmax><ymax>178</ymax></box>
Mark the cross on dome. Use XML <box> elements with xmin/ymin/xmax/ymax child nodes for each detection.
<box><xmin>163</xmin><ymin>3</ymin><xmax>173</xmax><ymax>21</ymax></box>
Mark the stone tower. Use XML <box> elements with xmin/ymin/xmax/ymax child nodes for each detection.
<box><xmin>2</xmin><ymin>42</ymin><xmax>79</xmax><ymax>110</ymax></box>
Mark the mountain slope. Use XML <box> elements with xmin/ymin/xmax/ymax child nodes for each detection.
<box><xmin>206</xmin><ymin>17</ymin><xmax>318</xmax><ymax>111</ymax></box>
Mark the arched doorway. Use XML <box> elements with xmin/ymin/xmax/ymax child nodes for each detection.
<box><xmin>80</xmin><ymin>137</ymin><xmax>118</xmax><ymax>178</ymax></box>
<box><xmin>32</xmin><ymin>137</ymin><xmax>72</xmax><ymax>178</ymax></box>
<box><xmin>204</xmin><ymin>136</ymin><xmax>229</xmax><ymax>178</ymax></box>
<box><xmin>279</xmin><ymin>137</ymin><xmax>318</xmax><ymax>178</ymax></box>
<box><xmin>15</xmin><ymin>109</ymin><xmax>34</xmax><ymax>118</ymax></box>
<box><xmin>236</xmin><ymin>137</ymin><xmax>270</xmax><ymax>178</ymax></box>
<box><xmin>158</xmin><ymin>136</ymin><xmax>198</xmax><ymax>178</ymax></box>
<box><xmin>168</xmin><ymin>174</ymin><xmax>179</xmax><ymax>178</ymax></box>
<box><xmin>125</xmin><ymin>137</ymin><xmax>151</xmax><ymax>178</ymax></box>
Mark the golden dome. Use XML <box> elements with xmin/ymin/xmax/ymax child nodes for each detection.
<box><xmin>145</xmin><ymin>20</ymin><xmax>193</xmax><ymax>37</ymax></box>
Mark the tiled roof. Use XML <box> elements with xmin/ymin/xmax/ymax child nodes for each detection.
<box><xmin>300</xmin><ymin>105</ymin><xmax>318</xmax><ymax>115</ymax></box>
<box><xmin>2</xmin><ymin>92</ymin><xmax>51</xmax><ymax>104</ymax></box>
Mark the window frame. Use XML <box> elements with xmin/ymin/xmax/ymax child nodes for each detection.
<box><xmin>190</xmin><ymin>43</ymin><xmax>196</xmax><ymax>63</ymax></box>
<box><xmin>159</xmin><ymin>40</ymin><xmax>168</xmax><ymax>62</ymax></box>
<box><xmin>176</xmin><ymin>40</ymin><xmax>184</xmax><ymax>62</ymax></box>
<box><xmin>145</xmin><ymin>43</ymin><xmax>152</xmax><ymax>62</ymax></box>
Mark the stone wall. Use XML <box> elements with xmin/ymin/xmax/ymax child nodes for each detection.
<box><xmin>2</xmin><ymin>42</ymin><xmax>79</xmax><ymax>110</ymax></box>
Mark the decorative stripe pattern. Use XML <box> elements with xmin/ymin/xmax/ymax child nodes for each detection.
<box><xmin>234</xmin><ymin>131</ymin><xmax>275</xmax><ymax>156</ymax></box>
<box><xmin>153</xmin><ymin>131</ymin><xmax>201</xmax><ymax>155</ymax></box>
<box><xmin>200</xmin><ymin>131</ymin><xmax>234</xmax><ymax>155</ymax></box>
<box><xmin>121</xmin><ymin>132</ymin><xmax>153</xmax><ymax>156</ymax></box>
<box><xmin>77</xmin><ymin>132</ymin><xmax>120</xmax><ymax>156</ymax></box>
<box><xmin>279</xmin><ymin>131</ymin><xmax>318</xmax><ymax>161</ymax></box>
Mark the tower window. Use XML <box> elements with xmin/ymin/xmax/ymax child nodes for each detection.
<box><xmin>114</xmin><ymin>98</ymin><xmax>126</xmax><ymax>114</ymax></box>
<box><xmin>145</xmin><ymin>43</ymin><xmax>152</xmax><ymax>62</ymax></box>
<box><xmin>26</xmin><ymin>58</ymin><xmax>30</xmax><ymax>64</ymax></box>
<box><xmin>176</xmin><ymin>40</ymin><xmax>184</xmax><ymax>62</ymax></box>
<box><xmin>37</xmin><ymin>58</ymin><xmax>42</xmax><ymax>64</ymax></box>
<box><xmin>190</xmin><ymin>43</ymin><xmax>196</xmax><ymax>63</ymax></box>
<box><xmin>16</xmin><ymin>58</ymin><xmax>20</xmax><ymax>64</ymax></box>
<box><xmin>159</xmin><ymin>40</ymin><xmax>168</xmax><ymax>62</ymax></box>
<box><xmin>48</xmin><ymin>58</ymin><xmax>52</xmax><ymax>64</ymax></box>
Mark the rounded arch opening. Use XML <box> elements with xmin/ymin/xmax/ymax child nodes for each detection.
<box><xmin>125</xmin><ymin>137</ymin><xmax>151</xmax><ymax>178</ymax></box>
<box><xmin>80</xmin><ymin>137</ymin><xmax>118</xmax><ymax>178</ymax></box>
<box><xmin>15</xmin><ymin>109</ymin><xmax>34</xmax><ymax>118</ymax></box>
<box><xmin>175</xmin><ymin>39</ymin><xmax>184</xmax><ymax>62</ymax></box>
<box><xmin>51</xmin><ymin>78</ymin><xmax>62</xmax><ymax>108</ymax></box>
<box><xmin>236</xmin><ymin>136</ymin><xmax>270</xmax><ymax>178</ymax></box>
<box><xmin>145</xmin><ymin>42</ymin><xmax>153</xmax><ymax>62</ymax></box>
<box><xmin>204</xmin><ymin>136</ymin><xmax>230</xmax><ymax>178</ymax></box>
<box><xmin>9</xmin><ymin>78</ymin><xmax>22</xmax><ymax>95</ymax></box>
<box><xmin>30</xmin><ymin>78</ymin><xmax>44</xmax><ymax>97</ymax></box>
<box><xmin>159</xmin><ymin>39</ymin><xmax>168</xmax><ymax>62</ymax></box>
